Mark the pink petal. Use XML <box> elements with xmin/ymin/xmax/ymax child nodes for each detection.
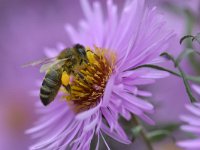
<box><xmin>186</xmin><ymin>104</ymin><xmax>200</xmax><ymax>116</ymax></box>
<box><xmin>80</xmin><ymin>0</ymin><xmax>92</xmax><ymax>22</ymax></box>
<box><xmin>102</xmin><ymin>75</ymin><xmax>115</xmax><ymax>107</ymax></box>
<box><xmin>181</xmin><ymin>125</ymin><xmax>200</xmax><ymax>134</ymax></box>
<box><xmin>192</xmin><ymin>84</ymin><xmax>200</xmax><ymax>95</ymax></box>
<box><xmin>148</xmin><ymin>57</ymin><xmax>166</xmax><ymax>64</ymax></box>
<box><xmin>83</xmin><ymin>113</ymin><xmax>100</xmax><ymax>132</ymax></box>
<box><xmin>140</xmin><ymin>70</ymin><xmax>170</xmax><ymax>79</ymax></box>
<box><xmin>123</xmin><ymin>78</ymin><xmax>155</xmax><ymax>85</ymax></box>
<box><xmin>44</xmin><ymin>47</ymin><xmax>58</xmax><ymax>57</ymax></box>
<box><xmin>75</xmin><ymin>102</ymin><xmax>101</xmax><ymax>120</ymax></box>
<box><xmin>180</xmin><ymin>115</ymin><xmax>200</xmax><ymax>126</ymax></box>
<box><xmin>114</xmin><ymin>89</ymin><xmax>154</xmax><ymax>111</ymax></box>
<box><xmin>177</xmin><ymin>139</ymin><xmax>200</xmax><ymax>148</ymax></box>
<box><xmin>65</xmin><ymin>24</ymin><xmax>80</xmax><ymax>43</ymax></box>
<box><xmin>101</xmin><ymin>123</ymin><xmax>131</xmax><ymax>144</ymax></box>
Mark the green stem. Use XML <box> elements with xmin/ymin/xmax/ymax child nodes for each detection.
<box><xmin>130</xmin><ymin>64</ymin><xmax>200</xmax><ymax>83</ymax></box>
<box><xmin>161</xmin><ymin>52</ymin><xmax>197</xmax><ymax>103</ymax></box>
<box><xmin>184</xmin><ymin>9</ymin><xmax>200</xmax><ymax>74</ymax></box>
<box><xmin>186</xmin><ymin>76</ymin><xmax>200</xmax><ymax>83</ymax></box>
<box><xmin>132</xmin><ymin>116</ymin><xmax>154</xmax><ymax>150</ymax></box>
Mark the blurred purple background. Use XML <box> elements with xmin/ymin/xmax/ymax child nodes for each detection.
<box><xmin>0</xmin><ymin>0</ymin><xmax>199</xmax><ymax>149</ymax></box>
<box><xmin>0</xmin><ymin>0</ymin><xmax>84</xmax><ymax>149</ymax></box>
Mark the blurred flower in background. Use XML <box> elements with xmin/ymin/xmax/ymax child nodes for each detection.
<box><xmin>177</xmin><ymin>102</ymin><xmax>200</xmax><ymax>149</ymax></box>
<box><xmin>177</xmin><ymin>85</ymin><xmax>200</xmax><ymax>150</ymax></box>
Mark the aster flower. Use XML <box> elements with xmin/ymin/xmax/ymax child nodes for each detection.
<box><xmin>27</xmin><ymin>0</ymin><xmax>173</xmax><ymax>149</ymax></box>
<box><xmin>192</xmin><ymin>84</ymin><xmax>200</xmax><ymax>94</ymax></box>
<box><xmin>177</xmin><ymin>85</ymin><xmax>200</xmax><ymax>150</ymax></box>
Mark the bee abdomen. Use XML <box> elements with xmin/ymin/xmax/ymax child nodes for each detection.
<box><xmin>40</xmin><ymin>69</ymin><xmax>62</xmax><ymax>106</ymax></box>
<box><xmin>43</xmin><ymin>78</ymin><xmax>57</xmax><ymax>87</ymax></box>
<box><xmin>40</xmin><ymin>86</ymin><xmax>51</xmax><ymax>95</ymax></box>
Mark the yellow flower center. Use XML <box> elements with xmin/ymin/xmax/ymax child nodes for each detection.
<box><xmin>62</xmin><ymin>46</ymin><xmax>116</xmax><ymax>112</ymax></box>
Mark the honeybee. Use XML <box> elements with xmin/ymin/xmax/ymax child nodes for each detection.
<box><xmin>24</xmin><ymin>44</ymin><xmax>89</xmax><ymax>106</ymax></box>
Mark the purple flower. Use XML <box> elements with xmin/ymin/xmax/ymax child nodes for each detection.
<box><xmin>193</xmin><ymin>85</ymin><xmax>200</xmax><ymax>95</ymax></box>
<box><xmin>177</xmin><ymin>85</ymin><xmax>200</xmax><ymax>150</ymax></box>
<box><xmin>27</xmin><ymin>0</ymin><xmax>173</xmax><ymax>149</ymax></box>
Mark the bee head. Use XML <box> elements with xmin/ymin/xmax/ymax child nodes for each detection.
<box><xmin>74</xmin><ymin>44</ymin><xmax>89</xmax><ymax>63</ymax></box>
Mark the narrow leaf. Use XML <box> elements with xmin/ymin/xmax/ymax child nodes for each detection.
<box><xmin>161</xmin><ymin>52</ymin><xmax>197</xmax><ymax>103</ymax></box>
<box><xmin>131</xmin><ymin>125</ymin><xmax>142</xmax><ymax>137</ymax></box>
<box><xmin>180</xmin><ymin>33</ymin><xmax>200</xmax><ymax>45</ymax></box>
<box><xmin>129</xmin><ymin>64</ymin><xmax>200</xmax><ymax>83</ymax></box>
<box><xmin>180</xmin><ymin>35</ymin><xmax>194</xmax><ymax>44</ymax></box>
<box><xmin>147</xmin><ymin>130</ymin><xmax>170</xmax><ymax>142</ymax></box>
<box><xmin>176</xmin><ymin>48</ymin><xmax>200</xmax><ymax>67</ymax></box>
<box><xmin>130</xmin><ymin>64</ymin><xmax>180</xmax><ymax>77</ymax></box>
<box><xmin>192</xmin><ymin>33</ymin><xmax>200</xmax><ymax>44</ymax></box>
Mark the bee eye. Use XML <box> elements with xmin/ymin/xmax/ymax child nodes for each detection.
<box><xmin>74</xmin><ymin>44</ymin><xmax>86</xmax><ymax>56</ymax></box>
<box><xmin>78</xmin><ymin>48</ymin><xmax>86</xmax><ymax>56</ymax></box>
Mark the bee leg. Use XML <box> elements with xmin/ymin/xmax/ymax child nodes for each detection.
<box><xmin>65</xmin><ymin>84</ymin><xmax>71</xmax><ymax>93</ymax></box>
<box><xmin>77</xmin><ymin>72</ymin><xmax>84</xmax><ymax>79</ymax></box>
<box><xmin>79</xmin><ymin>59</ymin><xmax>83</xmax><ymax>65</ymax></box>
<box><xmin>77</xmin><ymin>72</ymin><xmax>90</xmax><ymax>85</ymax></box>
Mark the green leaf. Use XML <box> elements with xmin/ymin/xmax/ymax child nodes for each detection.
<box><xmin>178</xmin><ymin>65</ymin><xmax>196</xmax><ymax>103</ymax></box>
<box><xmin>147</xmin><ymin>130</ymin><xmax>170</xmax><ymax>142</ymax></box>
<box><xmin>148</xmin><ymin>123</ymin><xmax>180</xmax><ymax>132</ymax></box>
<box><xmin>144</xmin><ymin>124</ymin><xmax>180</xmax><ymax>142</ymax></box>
<box><xmin>130</xmin><ymin>64</ymin><xmax>180</xmax><ymax>77</ymax></box>
<box><xmin>186</xmin><ymin>76</ymin><xmax>200</xmax><ymax>83</ymax></box>
<box><xmin>131</xmin><ymin>125</ymin><xmax>142</xmax><ymax>138</ymax></box>
<box><xmin>192</xmin><ymin>33</ymin><xmax>200</xmax><ymax>44</ymax></box>
<box><xmin>161</xmin><ymin>124</ymin><xmax>180</xmax><ymax>132</ymax></box>
<box><xmin>129</xmin><ymin>64</ymin><xmax>200</xmax><ymax>83</ymax></box>
<box><xmin>161</xmin><ymin>52</ymin><xmax>197</xmax><ymax>103</ymax></box>
<box><xmin>180</xmin><ymin>33</ymin><xmax>200</xmax><ymax>45</ymax></box>
<box><xmin>180</xmin><ymin>35</ymin><xmax>194</xmax><ymax>44</ymax></box>
<box><xmin>175</xmin><ymin>48</ymin><xmax>199</xmax><ymax>67</ymax></box>
<box><xmin>160</xmin><ymin>52</ymin><xmax>176</xmax><ymax>63</ymax></box>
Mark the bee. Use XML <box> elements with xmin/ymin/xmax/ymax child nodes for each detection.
<box><xmin>24</xmin><ymin>44</ymin><xmax>89</xmax><ymax>106</ymax></box>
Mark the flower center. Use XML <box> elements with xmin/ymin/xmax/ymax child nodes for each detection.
<box><xmin>63</xmin><ymin>46</ymin><xmax>116</xmax><ymax>112</ymax></box>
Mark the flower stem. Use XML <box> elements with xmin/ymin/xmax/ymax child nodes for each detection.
<box><xmin>132</xmin><ymin>116</ymin><xmax>154</xmax><ymax>150</ymax></box>
<box><xmin>130</xmin><ymin>64</ymin><xmax>200</xmax><ymax>83</ymax></box>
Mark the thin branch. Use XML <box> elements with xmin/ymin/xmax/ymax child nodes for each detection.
<box><xmin>129</xmin><ymin>64</ymin><xmax>200</xmax><ymax>84</ymax></box>
<box><xmin>132</xmin><ymin>116</ymin><xmax>154</xmax><ymax>150</ymax></box>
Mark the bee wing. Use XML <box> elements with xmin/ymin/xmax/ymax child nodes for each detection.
<box><xmin>39</xmin><ymin>62</ymin><xmax>56</xmax><ymax>73</ymax></box>
<box><xmin>40</xmin><ymin>58</ymin><xmax>70</xmax><ymax>73</ymax></box>
<box><xmin>22</xmin><ymin>57</ymin><xmax>57</xmax><ymax>68</ymax></box>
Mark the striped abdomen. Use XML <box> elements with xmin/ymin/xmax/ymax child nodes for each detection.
<box><xmin>40</xmin><ymin>69</ymin><xmax>62</xmax><ymax>106</ymax></box>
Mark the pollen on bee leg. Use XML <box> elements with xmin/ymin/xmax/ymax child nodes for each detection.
<box><xmin>86</xmin><ymin>47</ymin><xmax>96</xmax><ymax>63</ymax></box>
<box><xmin>61</xmin><ymin>71</ymin><xmax>70</xmax><ymax>86</ymax></box>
